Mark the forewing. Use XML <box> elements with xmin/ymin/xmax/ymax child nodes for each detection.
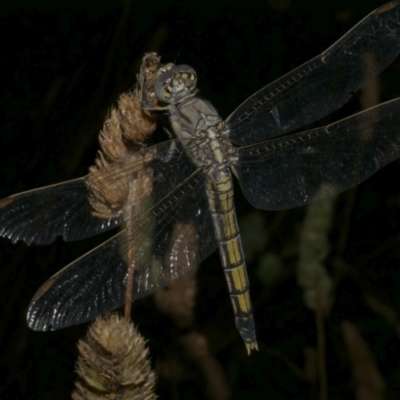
<box><xmin>27</xmin><ymin>142</ymin><xmax>218</xmax><ymax>330</ymax></box>
<box><xmin>228</xmin><ymin>2</ymin><xmax>400</xmax><ymax>145</ymax></box>
<box><xmin>236</xmin><ymin>98</ymin><xmax>400</xmax><ymax>210</ymax></box>
<box><xmin>0</xmin><ymin>141</ymin><xmax>187</xmax><ymax>245</ymax></box>
<box><xmin>0</xmin><ymin>178</ymin><xmax>123</xmax><ymax>245</ymax></box>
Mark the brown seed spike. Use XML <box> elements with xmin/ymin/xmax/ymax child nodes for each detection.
<box><xmin>72</xmin><ymin>314</ymin><xmax>156</xmax><ymax>400</ymax></box>
<box><xmin>99</xmin><ymin>108</ymin><xmax>128</xmax><ymax>162</ymax></box>
<box><xmin>87</xmin><ymin>53</ymin><xmax>160</xmax><ymax>219</ymax></box>
<box><xmin>119</xmin><ymin>89</ymin><xmax>157</xmax><ymax>142</ymax></box>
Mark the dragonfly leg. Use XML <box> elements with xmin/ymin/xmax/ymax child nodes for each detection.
<box><xmin>132</xmin><ymin>139</ymin><xmax>177</xmax><ymax>164</ymax></box>
<box><xmin>163</xmin><ymin>126</ymin><xmax>173</xmax><ymax>139</ymax></box>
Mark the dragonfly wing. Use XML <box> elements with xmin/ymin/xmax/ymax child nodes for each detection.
<box><xmin>27</xmin><ymin>143</ymin><xmax>218</xmax><ymax>330</ymax></box>
<box><xmin>235</xmin><ymin>97</ymin><xmax>400</xmax><ymax>210</ymax></box>
<box><xmin>227</xmin><ymin>2</ymin><xmax>400</xmax><ymax>145</ymax></box>
<box><xmin>0</xmin><ymin>178</ymin><xmax>123</xmax><ymax>245</ymax></box>
<box><xmin>0</xmin><ymin>140</ymin><xmax>191</xmax><ymax>246</ymax></box>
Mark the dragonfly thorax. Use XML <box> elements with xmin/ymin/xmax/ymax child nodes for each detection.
<box><xmin>154</xmin><ymin>62</ymin><xmax>238</xmax><ymax>172</ymax></box>
<box><xmin>169</xmin><ymin>95</ymin><xmax>238</xmax><ymax>171</ymax></box>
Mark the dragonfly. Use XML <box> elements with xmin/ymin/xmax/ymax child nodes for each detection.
<box><xmin>1</xmin><ymin>2</ymin><xmax>400</xmax><ymax>354</ymax></box>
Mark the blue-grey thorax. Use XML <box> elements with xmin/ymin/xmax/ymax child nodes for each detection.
<box><xmin>168</xmin><ymin>95</ymin><xmax>238</xmax><ymax>177</ymax></box>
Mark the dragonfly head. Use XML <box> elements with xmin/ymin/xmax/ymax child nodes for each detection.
<box><xmin>155</xmin><ymin>63</ymin><xmax>197</xmax><ymax>103</ymax></box>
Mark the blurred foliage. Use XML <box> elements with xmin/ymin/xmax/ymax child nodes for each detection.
<box><xmin>1</xmin><ymin>0</ymin><xmax>400</xmax><ymax>399</ymax></box>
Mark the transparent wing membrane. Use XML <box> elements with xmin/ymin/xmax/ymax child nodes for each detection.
<box><xmin>27</xmin><ymin>142</ymin><xmax>218</xmax><ymax>330</ymax></box>
<box><xmin>0</xmin><ymin>178</ymin><xmax>122</xmax><ymax>245</ymax></box>
<box><xmin>0</xmin><ymin>140</ymin><xmax>189</xmax><ymax>245</ymax></box>
<box><xmin>228</xmin><ymin>2</ymin><xmax>400</xmax><ymax>145</ymax></box>
<box><xmin>236</xmin><ymin>98</ymin><xmax>400</xmax><ymax>210</ymax></box>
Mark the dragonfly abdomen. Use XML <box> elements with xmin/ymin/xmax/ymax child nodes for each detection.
<box><xmin>206</xmin><ymin>167</ymin><xmax>258</xmax><ymax>354</ymax></box>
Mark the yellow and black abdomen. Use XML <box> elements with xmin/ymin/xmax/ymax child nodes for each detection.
<box><xmin>206</xmin><ymin>167</ymin><xmax>258</xmax><ymax>354</ymax></box>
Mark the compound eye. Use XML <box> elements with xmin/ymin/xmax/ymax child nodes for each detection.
<box><xmin>156</xmin><ymin>62</ymin><xmax>175</xmax><ymax>77</ymax></box>
<box><xmin>174</xmin><ymin>64</ymin><xmax>197</xmax><ymax>90</ymax></box>
<box><xmin>153</xmin><ymin>63</ymin><xmax>198</xmax><ymax>103</ymax></box>
<box><xmin>154</xmin><ymin>66</ymin><xmax>175</xmax><ymax>103</ymax></box>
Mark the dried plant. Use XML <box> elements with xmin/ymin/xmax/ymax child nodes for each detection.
<box><xmin>73</xmin><ymin>55</ymin><xmax>161</xmax><ymax>400</ymax></box>
<box><xmin>342</xmin><ymin>320</ymin><xmax>386</xmax><ymax>400</ymax></box>
<box><xmin>87</xmin><ymin>52</ymin><xmax>160</xmax><ymax>219</ymax></box>
<box><xmin>297</xmin><ymin>192</ymin><xmax>334</xmax><ymax>312</ymax></box>
<box><xmin>72</xmin><ymin>314</ymin><xmax>156</xmax><ymax>400</ymax></box>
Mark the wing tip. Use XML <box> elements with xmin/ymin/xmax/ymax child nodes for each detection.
<box><xmin>0</xmin><ymin>197</ymin><xmax>13</xmax><ymax>209</ymax></box>
<box><xmin>376</xmin><ymin>1</ymin><xmax>400</xmax><ymax>15</ymax></box>
<box><xmin>27</xmin><ymin>309</ymin><xmax>53</xmax><ymax>332</ymax></box>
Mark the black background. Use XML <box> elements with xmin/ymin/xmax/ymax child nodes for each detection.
<box><xmin>1</xmin><ymin>0</ymin><xmax>400</xmax><ymax>399</ymax></box>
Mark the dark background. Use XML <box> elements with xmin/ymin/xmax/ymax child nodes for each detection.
<box><xmin>1</xmin><ymin>0</ymin><xmax>400</xmax><ymax>399</ymax></box>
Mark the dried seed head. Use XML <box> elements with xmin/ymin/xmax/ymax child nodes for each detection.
<box><xmin>139</xmin><ymin>52</ymin><xmax>161</xmax><ymax>109</ymax></box>
<box><xmin>87</xmin><ymin>52</ymin><xmax>160</xmax><ymax>219</ymax></box>
<box><xmin>87</xmin><ymin>149</ymin><xmax>154</xmax><ymax>219</ymax></box>
<box><xmin>72</xmin><ymin>314</ymin><xmax>156</xmax><ymax>400</ymax></box>
<box><xmin>119</xmin><ymin>89</ymin><xmax>157</xmax><ymax>143</ymax></box>
<box><xmin>98</xmin><ymin>108</ymin><xmax>129</xmax><ymax>162</ymax></box>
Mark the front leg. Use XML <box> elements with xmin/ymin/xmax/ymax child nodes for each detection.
<box><xmin>141</xmin><ymin>104</ymin><xmax>170</xmax><ymax>112</ymax></box>
<box><xmin>135</xmin><ymin>140</ymin><xmax>177</xmax><ymax>164</ymax></box>
<box><xmin>160</xmin><ymin>140</ymin><xmax>177</xmax><ymax>163</ymax></box>
<box><xmin>163</xmin><ymin>126</ymin><xmax>174</xmax><ymax>139</ymax></box>
<box><xmin>139</xmin><ymin>76</ymin><xmax>169</xmax><ymax>111</ymax></box>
